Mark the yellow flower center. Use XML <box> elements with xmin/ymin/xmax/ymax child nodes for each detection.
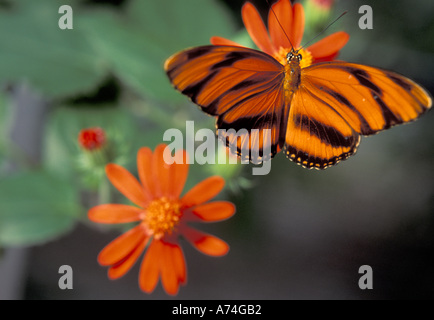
<box><xmin>143</xmin><ymin>197</ymin><xmax>182</xmax><ymax>240</ymax></box>
<box><xmin>274</xmin><ymin>47</ymin><xmax>313</xmax><ymax>68</ymax></box>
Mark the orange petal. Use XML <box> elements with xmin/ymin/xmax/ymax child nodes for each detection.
<box><xmin>153</xmin><ymin>144</ymin><xmax>171</xmax><ymax>198</ymax></box>
<box><xmin>191</xmin><ymin>201</ymin><xmax>236</xmax><ymax>222</ymax></box>
<box><xmin>106</xmin><ymin>163</ymin><xmax>149</xmax><ymax>207</ymax></box>
<box><xmin>210</xmin><ymin>36</ymin><xmax>244</xmax><ymax>47</ymax></box>
<box><xmin>171</xmin><ymin>244</ymin><xmax>187</xmax><ymax>285</ymax></box>
<box><xmin>182</xmin><ymin>226</ymin><xmax>229</xmax><ymax>257</ymax></box>
<box><xmin>98</xmin><ymin>225</ymin><xmax>147</xmax><ymax>266</ymax></box>
<box><xmin>168</xmin><ymin>149</ymin><xmax>189</xmax><ymax>200</ymax></box>
<box><xmin>291</xmin><ymin>3</ymin><xmax>305</xmax><ymax>49</ymax></box>
<box><xmin>312</xmin><ymin>52</ymin><xmax>339</xmax><ymax>64</ymax></box>
<box><xmin>88</xmin><ymin>204</ymin><xmax>142</xmax><ymax>224</ymax></box>
<box><xmin>107</xmin><ymin>237</ymin><xmax>148</xmax><ymax>279</ymax></box>
<box><xmin>160</xmin><ymin>242</ymin><xmax>184</xmax><ymax>295</ymax></box>
<box><xmin>181</xmin><ymin>176</ymin><xmax>225</xmax><ymax>207</ymax></box>
<box><xmin>268</xmin><ymin>0</ymin><xmax>293</xmax><ymax>50</ymax></box>
<box><xmin>137</xmin><ymin>147</ymin><xmax>157</xmax><ymax>199</ymax></box>
<box><xmin>307</xmin><ymin>31</ymin><xmax>349</xmax><ymax>60</ymax></box>
<box><xmin>242</xmin><ymin>2</ymin><xmax>275</xmax><ymax>54</ymax></box>
<box><xmin>139</xmin><ymin>240</ymin><xmax>162</xmax><ymax>294</ymax></box>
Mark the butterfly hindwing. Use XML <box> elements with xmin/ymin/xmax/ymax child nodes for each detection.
<box><xmin>285</xmin><ymin>84</ymin><xmax>361</xmax><ymax>169</ymax></box>
<box><xmin>165</xmin><ymin>45</ymin><xmax>287</xmax><ymax>162</ymax></box>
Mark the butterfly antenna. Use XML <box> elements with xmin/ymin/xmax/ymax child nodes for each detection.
<box><xmin>266</xmin><ymin>0</ymin><xmax>294</xmax><ymax>50</ymax></box>
<box><xmin>298</xmin><ymin>11</ymin><xmax>347</xmax><ymax>51</ymax></box>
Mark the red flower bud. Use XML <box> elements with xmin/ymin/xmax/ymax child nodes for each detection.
<box><xmin>78</xmin><ymin>127</ymin><xmax>106</xmax><ymax>150</ymax></box>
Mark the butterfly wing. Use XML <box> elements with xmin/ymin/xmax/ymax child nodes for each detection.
<box><xmin>165</xmin><ymin>45</ymin><xmax>286</xmax><ymax>163</ymax></box>
<box><xmin>285</xmin><ymin>83</ymin><xmax>361</xmax><ymax>169</ymax></box>
<box><xmin>285</xmin><ymin>61</ymin><xmax>432</xmax><ymax>169</ymax></box>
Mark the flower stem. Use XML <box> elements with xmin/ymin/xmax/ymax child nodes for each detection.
<box><xmin>98</xmin><ymin>176</ymin><xmax>111</xmax><ymax>205</ymax></box>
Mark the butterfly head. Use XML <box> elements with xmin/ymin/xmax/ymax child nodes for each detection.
<box><xmin>283</xmin><ymin>48</ymin><xmax>313</xmax><ymax>69</ymax></box>
<box><xmin>287</xmin><ymin>49</ymin><xmax>303</xmax><ymax>64</ymax></box>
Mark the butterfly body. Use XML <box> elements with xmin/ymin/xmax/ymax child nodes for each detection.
<box><xmin>165</xmin><ymin>45</ymin><xmax>432</xmax><ymax>169</ymax></box>
<box><xmin>283</xmin><ymin>51</ymin><xmax>302</xmax><ymax>98</ymax></box>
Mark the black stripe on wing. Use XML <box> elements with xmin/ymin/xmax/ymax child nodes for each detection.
<box><xmin>284</xmin><ymin>138</ymin><xmax>360</xmax><ymax>170</ymax></box>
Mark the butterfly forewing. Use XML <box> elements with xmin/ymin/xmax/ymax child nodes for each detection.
<box><xmin>165</xmin><ymin>45</ymin><xmax>287</xmax><ymax>162</ymax></box>
<box><xmin>302</xmin><ymin>61</ymin><xmax>432</xmax><ymax>134</ymax></box>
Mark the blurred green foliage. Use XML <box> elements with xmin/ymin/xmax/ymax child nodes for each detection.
<box><xmin>0</xmin><ymin>0</ymin><xmax>107</xmax><ymax>99</ymax></box>
<box><xmin>0</xmin><ymin>170</ymin><xmax>80</xmax><ymax>246</ymax></box>
<box><xmin>0</xmin><ymin>0</ymin><xmax>237</xmax><ymax>246</ymax></box>
<box><xmin>0</xmin><ymin>93</ymin><xmax>8</xmax><ymax>169</ymax></box>
<box><xmin>78</xmin><ymin>0</ymin><xmax>236</xmax><ymax>101</ymax></box>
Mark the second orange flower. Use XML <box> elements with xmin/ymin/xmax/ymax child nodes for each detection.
<box><xmin>211</xmin><ymin>0</ymin><xmax>349</xmax><ymax>67</ymax></box>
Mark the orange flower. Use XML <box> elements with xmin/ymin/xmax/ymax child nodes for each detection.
<box><xmin>88</xmin><ymin>144</ymin><xmax>235</xmax><ymax>295</ymax></box>
<box><xmin>211</xmin><ymin>0</ymin><xmax>349</xmax><ymax>67</ymax></box>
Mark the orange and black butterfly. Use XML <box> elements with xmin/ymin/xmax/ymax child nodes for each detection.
<box><xmin>164</xmin><ymin>0</ymin><xmax>432</xmax><ymax>169</ymax></box>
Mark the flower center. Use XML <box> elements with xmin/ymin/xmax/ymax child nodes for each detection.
<box><xmin>143</xmin><ymin>197</ymin><xmax>182</xmax><ymax>240</ymax></box>
<box><xmin>275</xmin><ymin>47</ymin><xmax>313</xmax><ymax>69</ymax></box>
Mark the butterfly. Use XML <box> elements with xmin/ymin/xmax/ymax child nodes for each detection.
<box><xmin>164</xmin><ymin>1</ymin><xmax>432</xmax><ymax>169</ymax></box>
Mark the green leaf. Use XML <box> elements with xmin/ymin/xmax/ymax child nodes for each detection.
<box><xmin>79</xmin><ymin>0</ymin><xmax>236</xmax><ymax>102</ymax></box>
<box><xmin>0</xmin><ymin>0</ymin><xmax>108</xmax><ymax>98</ymax></box>
<box><xmin>0</xmin><ymin>170</ymin><xmax>81</xmax><ymax>246</ymax></box>
<box><xmin>0</xmin><ymin>92</ymin><xmax>7</xmax><ymax>127</ymax></box>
